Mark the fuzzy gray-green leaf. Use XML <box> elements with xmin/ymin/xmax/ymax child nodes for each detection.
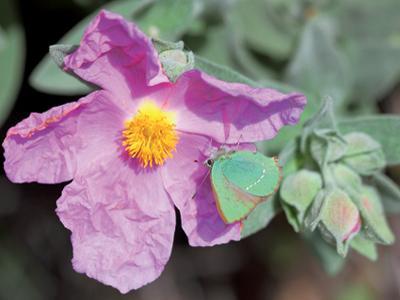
<box><xmin>339</xmin><ymin>115</ymin><xmax>400</xmax><ymax>166</ymax></box>
<box><xmin>241</xmin><ymin>196</ymin><xmax>280</xmax><ymax>238</ymax></box>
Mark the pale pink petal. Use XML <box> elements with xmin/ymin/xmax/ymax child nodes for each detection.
<box><xmin>165</xmin><ymin>70</ymin><xmax>306</xmax><ymax>144</ymax></box>
<box><xmin>64</xmin><ymin>10</ymin><xmax>169</xmax><ymax>99</ymax></box>
<box><xmin>56</xmin><ymin>155</ymin><xmax>175</xmax><ymax>293</ymax></box>
<box><xmin>162</xmin><ymin>132</ymin><xmax>256</xmax><ymax>246</ymax></box>
<box><xmin>3</xmin><ymin>90</ymin><xmax>125</xmax><ymax>183</ymax></box>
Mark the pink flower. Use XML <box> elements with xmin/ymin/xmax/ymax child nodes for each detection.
<box><xmin>3</xmin><ymin>11</ymin><xmax>306</xmax><ymax>293</ymax></box>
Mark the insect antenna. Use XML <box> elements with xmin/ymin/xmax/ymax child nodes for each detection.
<box><xmin>233</xmin><ymin>134</ymin><xmax>243</xmax><ymax>151</ymax></box>
<box><xmin>191</xmin><ymin>167</ymin><xmax>211</xmax><ymax>199</ymax></box>
<box><xmin>191</xmin><ymin>134</ymin><xmax>243</xmax><ymax>200</ymax></box>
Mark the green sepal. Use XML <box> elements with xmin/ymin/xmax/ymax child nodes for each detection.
<box><xmin>48</xmin><ymin>44</ymin><xmax>77</xmax><ymax>68</ymax></box>
<box><xmin>158</xmin><ymin>48</ymin><xmax>194</xmax><ymax>82</ymax></box>
<box><xmin>300</xmin><ymin>98</ymin><xmax>336</xmax><ymax>154</ymax></box>
<box><xmin>354</xmin><ymin>185</ymin><xmax>394</xmax><ymax>245</ymax></box>
<box><xmin>281</xmin><ymin>202</ymin><xmax>300</xmax><ymax>232</ymax></box>
<box><xmin>152</xmin><ymin>38</ymin><xmax>184</xmax><ymax>53</ymax></box>
<box><xmin>351</xmin><ymin>234</ymin><xmax>378</xmax><ymax>261</ymax></box>
<box><xmin>310</xmin><ymin>129</ymin><xmax>348</xmax><ymax>165</ymax></box>
<box><xmin>304</xmin><ymin>189</ymin><xmax>327</xmax><ymax>231</ymax></box>
<box><xmin>330</xmin><ymin>163</ymin><xmax>363</xmax><ymax>194</ymax></box>
<box><xmin>280</xmin><ymin>170</ymin><xmax>322</xmax><ymax>224</ymax></box>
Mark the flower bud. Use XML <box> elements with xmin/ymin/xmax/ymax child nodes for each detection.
<box><xmin>280</xmin><ymin>169</ymin><xmax>322</xmax><ymax>224</ymax></box>
<box><xmin>159</xmin><ymin>48</ymin><xmax>194</xmax><ymax>82</ymax></box>
<box><xmin>342</xmin><ymin>132</ymin><xmax>385</xmax><ymax>175</ymax></box>
<box><xmin>355</xmin><ymin>185</ymin><xmax>394</xmax><ymax>245</ymax></box>
<box><xmin>330</xmin><ymin>163</ymin><xmax>362</xmax><ymax>193</ymax></box>
<box><xmin>319</xmin><ymin>189</ymin><xmax>361</xmax><ymax>256</ymax></box>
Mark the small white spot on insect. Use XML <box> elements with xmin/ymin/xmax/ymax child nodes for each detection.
<box><xmin>245</xmin><ymin>169</ymin><xmax>266</xmax><ymax>190</ymax></box>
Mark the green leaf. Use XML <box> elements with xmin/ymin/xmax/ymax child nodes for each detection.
<box><xmin>338</xmin><ymin>115</ymin><xmax>400</xmax><ymax>166</ymax></box>
<box><xmin>351</xmin><ymin>234</ymin><xmax>378</xmax><ymax>261</ymax></box>
<box><xmin>354</xmin><ymin>185</ymin><xmax>394</xmax><ymax>245</ymax></box>
<box><xmin>336</xmin><ymin>0</ymin><xmax>400</xmax><ymax>103</ymax></box>
<box><xmin>194</xmin><ymin>55</ymin><xmax>294</xmax><ymax>93</ymax></box>
<box><xmin>194</xmin><ymin>55</ymin><xmax>257</xmax><ymax>86</ymax></box>
<box><xmin>30</xmin><ymin>0</ymin><xmax>198</xmax><ymax>95</ymax></box>
<box><xmin>280</xmin><ymin>170</ymin><xmax>322</xmax><ymax>223</ymax></box>
<box><xmin>187</xmin><ymin>24</ymin><xmax>234</xmax><ymax>68</ymax></box>
<box><xmin>277</xmin><ymin>139</ymin><xmax>303</xmax><ymax>176</ymax></box>
<box><xmin>29</xmin><ymin>0</ymin><xmax>146</xmax><ymax>95</ymax></box>
<box><xmin>230</xmin><ymin>0</ymin><xmax>299</xmax><ymax>60</ymax></box>
<box><xmin>372</xmin><ymin>173</ymin><xmax>400</xmax><ymax>213</ymax></box>
<box><xmin>285</xmin><ymin>16</ymin><xmax>351</xmax><ymax>105</ymax></box>
<box><xmin>241</xmin><ymin>196</ymin><xmax>280</xmax><ymax>238</ymax></box>
<box><xmin>0</xmin><ymin>0</ymin><xmax>25</xmax><ymax>126</ymax></box>
<box><xmin>135</xmin><ymin>0</ymin><xmax>198</xmax><ymax>41</ymax></box>
<box><xmin>226</xmin><ymin>16</ymin><xmax>275</xmax><ymax>80</ymax></box>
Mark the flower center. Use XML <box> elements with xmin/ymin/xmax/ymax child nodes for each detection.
<box><xmin>122</xmin><ymin>101</ymin><xmax>178</xmax><ymax>168</ymax></box>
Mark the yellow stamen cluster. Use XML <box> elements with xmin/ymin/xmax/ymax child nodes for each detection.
<box><xmin>122</xmin><ymin>101</ymin><xmax>178</xmax><ymax>168</ymax></box>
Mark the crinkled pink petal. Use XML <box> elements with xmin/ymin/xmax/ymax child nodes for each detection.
<box><xmin>64</xmin><ymin>10</ymin><xmax>169</xmax><ymax>99</ymax></box>
<box><xmin>3</xmin><ymin>90</ymin><xmax>125</xmax><ymax>183</ymax></box>
<box><xmin>162</xmin><ymin>132</ymin><xmax>256</xmax><ymax>247</ymax></box>
<box><xmin>166</xmin><ymin>70</ymin><xmax>306</xmax><ymax>144</ymax></box>
<box><xmin>56</xmin><ymin>155</ymin><xmax>175</xmax><ymax>293</ymax></box>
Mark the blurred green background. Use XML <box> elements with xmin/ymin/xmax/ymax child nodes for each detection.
<box><xmin>1</xmin><ymin>0</ymin><xmax>400</xmax><ymax>299</ymax></box>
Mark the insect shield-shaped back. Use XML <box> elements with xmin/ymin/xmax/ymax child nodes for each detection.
<box><xmin>210</xmin><ymin>151</ymin><xmax>282</xmax><ymax>224</ymax></box>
